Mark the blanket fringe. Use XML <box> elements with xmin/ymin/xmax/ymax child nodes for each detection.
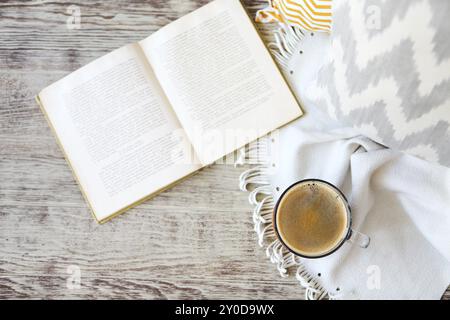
<box><xmin>267</xmin><ymin>24</ymin><xmax>305</xmax><ymax>70</ymax></box>
<box><xmin>237</xmin><ymin>24</ymin><xmax>333</xmax><ymax>298</ymax></box>
<box><xmin>238</xmin><ymin>138</ymin><xmax>331</xmax><ymax>300</ymax></box>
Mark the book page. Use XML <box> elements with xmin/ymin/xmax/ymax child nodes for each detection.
<box><xmin>39</xmin><ymin>44</ymin><xmax>200</xmax><ymax>222</ymax></box>
<box><xmin>140</xmin><ymin>0</ymin><xmax>302</xmax><ymax>164</ymax></box>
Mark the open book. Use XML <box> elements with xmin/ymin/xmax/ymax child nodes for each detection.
<box><xmin>37</xmin><ymin>0</ymin><xmax>302</xmax><ymax>223</ymax></box>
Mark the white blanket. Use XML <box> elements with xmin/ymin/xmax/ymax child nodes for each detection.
<box><xmin>239</xmin><ymin>30</ymin><xmax>450</xmax><ymax>299</ymax></box>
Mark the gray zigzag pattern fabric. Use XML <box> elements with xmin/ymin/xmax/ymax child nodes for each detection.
<box><xmin>309</xmin><ymin>0</ymin><xmax>450</xmax><ymax>166</ymax></box>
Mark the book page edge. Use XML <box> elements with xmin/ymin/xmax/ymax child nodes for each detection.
<box><xmin>237</xmin><ymin>0</ymin><xmax>304</xmax><ymax>117</ymax></box>
<box><xmin>96</xmin><ymin>168</ymin><xmax>202</xmax><ymax>224</ymax></box>
<box><xmin>36</xmin><ymin>95</ymin><xmax>203</xmax><ymax>224</ymax></box>
<box><xmin>36</xmin><ymin>94</ymin><xmax>102</xmax><ymax>223</ymax></box>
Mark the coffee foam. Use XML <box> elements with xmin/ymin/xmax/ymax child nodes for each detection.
<box><xmin>275</xmin><ymin>181</ymin><xmax>349</xmax><ymax>257</ymax></box>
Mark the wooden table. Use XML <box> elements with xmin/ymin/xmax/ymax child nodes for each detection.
<box><xmin>1</xmin><ymin>0</ymin><xmax>448</xmax><ymax>300</ymax></box>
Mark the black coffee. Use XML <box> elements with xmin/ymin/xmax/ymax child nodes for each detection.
<box><xmin>275</xmin><ymin>181</ymin><xmax>349</xmax><ymax>257</ymax></box>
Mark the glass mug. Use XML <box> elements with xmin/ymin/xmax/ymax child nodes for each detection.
<box><xmin>273</xmin><ymin>179</ymin><xmax>370</xmax><ymax>259</ymax></box>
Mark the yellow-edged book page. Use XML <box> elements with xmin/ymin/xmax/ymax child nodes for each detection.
<box><xmin>39</xmin><ymin>43</ymin><xmax>201</xmax><ymax>222</ymax></box>
<box><xmin>139</xmin><ymin>0</ymin><xmax>303</xmax><ymax>165</ymax></box>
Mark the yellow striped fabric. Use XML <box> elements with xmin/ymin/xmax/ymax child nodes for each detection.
<box><xmin>256</xmin><ymin>0</ymin><xmax>332</xmax><ymax>33</ymax></box>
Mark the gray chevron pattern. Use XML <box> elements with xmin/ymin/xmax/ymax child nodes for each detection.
<box><xmin>308</xmin><ymin>0</ymin><xmax>450</xmax><ymax>166</ymax></box>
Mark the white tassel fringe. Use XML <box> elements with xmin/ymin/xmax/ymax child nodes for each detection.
<box><xmin>237</xmin><ymin>24</ymin><xmax>333</xmax><ymax>300</ymax></box>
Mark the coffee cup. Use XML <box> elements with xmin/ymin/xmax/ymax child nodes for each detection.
<box><xmin>273</xmin><ymin>179</ymin><xmax>370</xmax><ymax>259</ymax></box>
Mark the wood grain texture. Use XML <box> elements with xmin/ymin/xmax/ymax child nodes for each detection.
<box><xmin>0</xmin><ymin>0</ymin><xmax>448</xmax><ymax>300</ymax></box>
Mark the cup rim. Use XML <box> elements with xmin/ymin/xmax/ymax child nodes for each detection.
<box><xmin>273</xmin><ymin>178</ymin><xmax>353</xmax><ymax>259</ymax></box>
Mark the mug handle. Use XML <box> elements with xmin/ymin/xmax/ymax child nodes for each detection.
<box><xmin>348</xmin><ymin>229</ymin><xmax>370</xmax><ymax>248</ymax></box>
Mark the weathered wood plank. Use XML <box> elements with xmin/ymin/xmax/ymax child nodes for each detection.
<box><xmin>0</xmin><ymin>0</ymin><xmax>307</xmax><ymax>299</ymax></box>
<box><xmin>0</xmin><ymin>0</ymin><xmax>448</xmax><ymax>300</ymax></box>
